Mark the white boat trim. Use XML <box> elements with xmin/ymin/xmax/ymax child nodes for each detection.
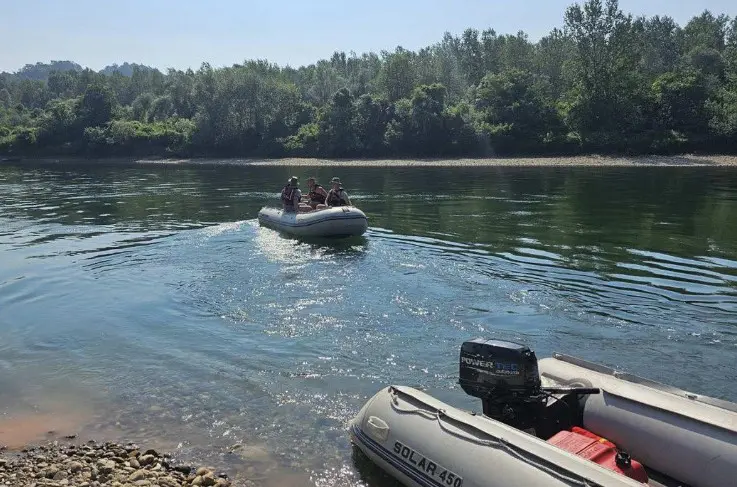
<box><xmin>551</xmin><ymin>353</ymin><xmax>737</xmax><ymax>414</ymax></box>
<box><xmin>541</xmin><ymin>354</ymin><xmax>737</xmax><ymax>432</ymax></box>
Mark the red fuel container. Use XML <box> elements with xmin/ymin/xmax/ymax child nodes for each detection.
<box><xmin>547</xmin><ymin>427</ymin><xmax>649</xmax><ymax>483</ymax></box>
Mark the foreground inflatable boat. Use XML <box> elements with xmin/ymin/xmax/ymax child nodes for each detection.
<box><xmin>350</xmin><ymin>339</ymin><xmax>737</xmax><ymax>487</ymax></box>
<box><xmin>257</xmin><ymin>206</ymin><xmax>368</xmax><ymax>238</ymax></box>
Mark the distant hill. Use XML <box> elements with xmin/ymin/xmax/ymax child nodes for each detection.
<box><xmin>1</xmin><ymin>61</ymin><xmax>157</xmax><ymax>81</ymax></box>
<box><xmin>7</xmin><ymin>61</ymin><xmax>84</xmax><ymax>81</ymax></box>
<box><xmin>99</xmin><ymin>62</ymin><xmax>157</xmax><ymax>77</ymax></box>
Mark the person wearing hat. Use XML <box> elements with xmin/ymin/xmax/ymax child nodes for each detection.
<box><xmin>280</xmin><ymin>176</ymin><xmax>302</xmax><ymax>212</ymax></box>
<box><xmin>325</xmin><ymin>177</ymin><xmax>352</xmax><ymax>207</ymax></box>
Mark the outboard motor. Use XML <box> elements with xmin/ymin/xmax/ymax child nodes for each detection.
<box><xmin>459</xmin><ymin>338</ymin><xmax>599</xmax><ymax>437</ymax></box>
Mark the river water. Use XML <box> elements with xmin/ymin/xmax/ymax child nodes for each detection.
<box><xmin>1</xmin><ymin>161</ymin><xmax>736</xmax><ymax>486</ymax></box>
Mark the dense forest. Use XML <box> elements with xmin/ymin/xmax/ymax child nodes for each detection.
<box><xmin>1</xmin><ymin>0</ymin><xmax>736</xmax><ymax>159</ymax></box>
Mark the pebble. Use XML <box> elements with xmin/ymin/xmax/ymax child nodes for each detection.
<box><xmin>202</xmin><ymin>472</ymin><xmax>217</xmax><ymax>486</ymax></box>
<box><xmin>0</xmin><ymin>440</ymin><xmax>235</xmax><ymax>486</ymax></box>
<box><xmin>97</xmin><ymin>459</ymin><xmax>116</xmax><ymax>475</ymax></box>
<box><xmin>139</xmin><ymin>454</ymin><xmax>155</xmax><ymax>466</ymax></box>
<box><xmin>128</xmin><ymin>469</ymin><xmax>146</xmax><ymax>481</ymax></box>
<box><xmin>159</xmin><ymin>476</ymin><xmax>179</xmax><ymax>487</ymax></box>
<box><xmin>52</xmin><ymin>469</ymin><xmax>68</xmax><ymax>480</ymax></box>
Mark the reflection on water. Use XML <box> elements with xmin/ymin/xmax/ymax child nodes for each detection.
<box><xmin>1</xmin><ymin>161</ymin><xmax>737</xmax><ymax>485</ymax></box>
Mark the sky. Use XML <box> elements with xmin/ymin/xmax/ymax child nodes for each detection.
<box><xmin>1</xmin><ymin>0</ymin><xmax>734</xmax><ymax>73</ymax></box>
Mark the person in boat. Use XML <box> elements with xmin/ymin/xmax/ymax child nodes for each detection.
<box><xmin>325</xmin><ymin>177</ymin><xmax>352</xmax><ymax>207</ymax></box>
<box><xmin>304</xmin><ymin>177</ymin><xmax>328</xmax><ymax>210</ymax></box>
<box><xmin>281</xmin><ymin>176</ymin><xmax>302</xmax><ymax>212</ymax></box>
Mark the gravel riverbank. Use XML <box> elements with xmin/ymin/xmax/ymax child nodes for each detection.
<box><xmin>6</xmin><ymin>154</ymin><xmax>737</xmax><ymax>167</ymax></box>
<box><xmin>0</xmin><ymin>440</ymin><xmax>237</xmax><ymax>487</ymax></box>
<box><xmin>244</xmin><ymin>154</ymin><xmax>737</xmax><ymax>167</ymax></box>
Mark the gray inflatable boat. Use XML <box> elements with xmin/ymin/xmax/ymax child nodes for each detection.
<box><xmin>257</xmin><ymin>206</ymin><xmax>368</xmax><ymax>238</ymax></box>
<box><xmin>350</xmin><ymin>339</ymin><xmax>737</xmax><ymax>487</ymax></box>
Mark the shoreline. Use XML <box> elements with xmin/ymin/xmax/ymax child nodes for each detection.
<box><xmin>0</xmin><ymin>438</ymin><xmax>235</xmax><ymax>487</ymax></box>
<box><xmin>0</xmin><ymin>404</ymin><xmax>312</xmax><ymax>487</ymax></box>
<box><xmin>3</xmin><ymin>154</ymin><xmax>737</xmax><ymax>167</ymax></box>
<box><xmin>0</xmin><ymin>407</ymin><xmax>303</xmax><ymax>487</ymax></box>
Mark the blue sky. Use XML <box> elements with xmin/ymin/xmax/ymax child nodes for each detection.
<box><xmin>1</xmin><ymin>0</ymin><xmax>734</xmax><ymax>73</ymax></box>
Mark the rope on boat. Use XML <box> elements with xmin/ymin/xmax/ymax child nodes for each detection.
<box><xmin>387</xmin><ymin>386</ymin><xmax>603</xmax><ymax>487</ymax></box>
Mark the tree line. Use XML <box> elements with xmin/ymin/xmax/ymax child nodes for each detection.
<box><xmin>1</xmin><ymin>0</ymin><xmax>736</xmax><ymax>159</ymax></box>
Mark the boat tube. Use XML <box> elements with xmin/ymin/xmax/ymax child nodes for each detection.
<box><xmin>257</xmin><ymin>206</ymin><xmax>368</xmax><ymax>238</ymax></box>
<box><xmin>350</xmin><ymin>338</ymin><xmax>737</xmax><ymax>487</ymax></box>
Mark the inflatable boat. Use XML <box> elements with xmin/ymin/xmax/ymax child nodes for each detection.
<box><xmin>257</xmin><ymin>206</ymin><xmax>368</xmax><ymax>238</ymax></box>
<box><xmin>350</xmin><ymin>339</ymin><xmax>737</xmax><ymax>487</ymax></box>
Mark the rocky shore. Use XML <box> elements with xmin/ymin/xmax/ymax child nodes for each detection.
<box><xmin>6</xmin><ymin>154</ymin><xmax>737</xmax><ymax>168</ymax></box>
<box><xmin>0</xmin><ymin>440</ymin><xmax>235</xmax><ymax>487</ymax></box>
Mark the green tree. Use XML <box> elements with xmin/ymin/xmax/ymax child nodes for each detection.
<box><xmin>355</xmin><ymin>94</ymin><xmax>390</xmax><ymax>155</ymax></box>
<box><xmin>383</xmin><ymin>84</ymin><xmax>460</xmax><ymax>156</ymax></box>
<box><xmin>707</xmin><ymin>72</ymin><xmax>737</xmax><ymax>139</ymax></box>
<box><xmin>408</xmin><ymin>84</ymin><xmax>451</xmax><ymax>154</ymax></box>
<box><xmin>563</xmin><ymin>0</ymin><xmax>649</xmax><ymax>146</ymax></box>
<box><xmin>37</xmin><ymin>98</ymin><xmax>80</xmax><ymax>147</ymax></box>
<box><xmin>433</xmin><ymin>33</ymin><xmax>467</xmax><ymax>101</ymax></box>
<box><xmin>475</xmin><ymin>69</ymin><xmax>563</xmax><ymax>152</ymax></box>
<box><xmin>682</xmin><ymin>11</ymin><xmax>729</xmax><ymax>52</ymax></box>
<box><xmin>635</xmin><ymin>16</ymin><xmax>681</xmax><ymax>78</ymax></box>
<box><xmin>47</xmin><ymin>71</ymin><xmax>77</xmax><ymax>98</ymax></box>
<box><xmin>79</xmin><ymin>83</ymin><xmax>116</xmax><ymax>127</ymax></box>
<box><xmin>652</xmin><ymin>68</ymin><xmax>710</xmax><ymax>136</ymax></box>
<box><xmin>459</xmin><ymin>29</ymin><xmax>484</xmax><ymax>86</ymax></box>
<box><xmin>378</xmin><ymin>48</ymin><xmax>416</xmax><ymax>102</ymax></box>
<box><xmin>317</xmin><ymin>88</ymin><xmax>359</xmax><ymax>156</ymax></box>
<box><xmin>131</xmin><ymin>93</ymin><xmax>154</xmax><ymax>122</ymax></box>
<box><xmin>533</xmin><ymin>29</ymin><xmax>574</xmax><ymax>100</ymax></box>
<box><xmin>304</xmin><ymin>60</ymin><xmax>344</xmax><ymax>105</ymax></box>
<box><xmin>0</xmin><ymin>88</ymin><xmax>11</xmax><ymax>108</ymax></box>
<box><xmin>150</xmin><ymin>96</ymin><xmax>174</xmax><ymax>122</ymax></box>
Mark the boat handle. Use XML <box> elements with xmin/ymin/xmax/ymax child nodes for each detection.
<box><xmin>366</xmin><ymin>415</ymin><xmax>390</xmax><ymax>442</ymax></box>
